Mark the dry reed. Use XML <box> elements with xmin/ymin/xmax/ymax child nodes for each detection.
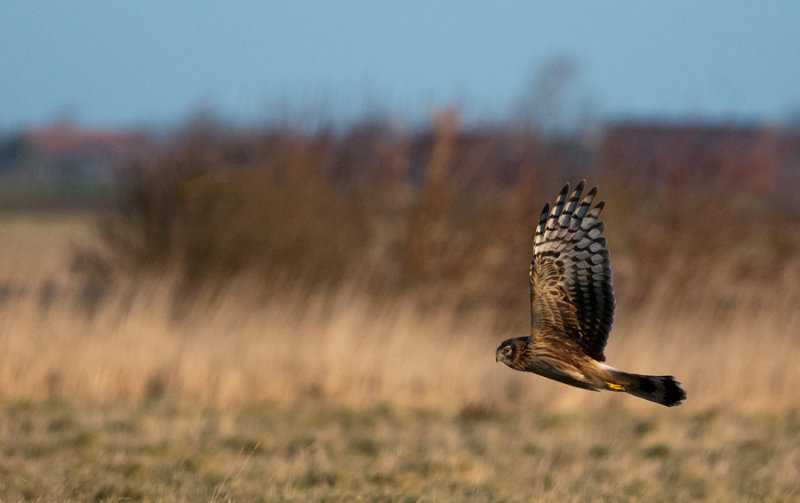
<box><xmin>3</xmin><ymin>114</ymin><xmax>800</xmax><ymax>416</ymax></box>
<box><xmin>1</xmin><ymin>213</ymin><xmax>799</xmax><ymax>413</ymax></box>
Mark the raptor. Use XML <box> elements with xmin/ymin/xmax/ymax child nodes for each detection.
<box><xmin>496</xmin><ymin>181</ymin><xmax>686</xmax><ymax>406</ymax></box>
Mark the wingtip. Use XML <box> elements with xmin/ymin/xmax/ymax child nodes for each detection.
<box><xmin>538</xmin><ymin>202</ymin><xmax>551</xmax><ymax>224</ymax></box>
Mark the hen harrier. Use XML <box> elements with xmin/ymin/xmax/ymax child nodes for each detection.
<box><xmin>496</xmin><ymin>181</ymin><xmax>686</xmax><ymax>406</ymax></box>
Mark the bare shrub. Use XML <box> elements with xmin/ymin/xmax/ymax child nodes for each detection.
<box><xmin>73</xmin><ymin>111</ymin><xmax>800</xmax><ymax>326</ymax></box>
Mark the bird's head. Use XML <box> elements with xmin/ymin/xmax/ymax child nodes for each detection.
<box><xmin>496</xmin><ymin>337</ymin><xmax>526</xmax><ymax>368</ymax></box>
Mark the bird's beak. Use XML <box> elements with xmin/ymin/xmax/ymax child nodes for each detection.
<box><xmin>495</xmin><ymin>350</ymin><xmax>502</xmax><ymax>362</ymax></box>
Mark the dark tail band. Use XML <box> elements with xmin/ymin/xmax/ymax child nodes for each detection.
<box><xmin>611</xmin><ymin>372</ymin><xmax>687</xmax><ymax>407</ymax></box>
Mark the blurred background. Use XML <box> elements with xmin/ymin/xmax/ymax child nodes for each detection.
<box><xmin>1</xmin><ymin>1</ymin><xmax>799</xmax><ymax>410</ymax></box>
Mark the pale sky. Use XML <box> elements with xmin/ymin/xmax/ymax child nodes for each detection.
<box><xmin>2</xmin><ymin>1</ymin><xmax>799</xmax><ymax>129</ymax></box>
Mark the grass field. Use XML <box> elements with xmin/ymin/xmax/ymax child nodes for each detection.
<box><xmin>1</xmin><ymin>213</ymin><xmax>800</xmax><ymax>501</ymax></box>
<box><xmin>2</xmin><ymin>400</ymin><xmax>799</xmax><ymax>502</ymax></box>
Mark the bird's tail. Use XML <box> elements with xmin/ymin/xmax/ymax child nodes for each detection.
<box><xmin>607</xmin><ymin>371</ymin><xmax>686</xmax><ymax>407</ymax></box>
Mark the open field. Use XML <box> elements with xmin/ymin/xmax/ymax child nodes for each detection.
<box><xmin>1</xmin><ymin>212</ymin><xmax>800</xmax><ymax>501</ymax></box>
<box><xmin>2</xmin><ymin>400</ymin><xmax>799</xmax><ymax>502</ymax></box>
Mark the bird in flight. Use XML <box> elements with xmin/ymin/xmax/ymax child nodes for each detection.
<box><xmin>496</xmin><ymin>181</ymin><xmax>686</xmax><ymax>406</ymax></box>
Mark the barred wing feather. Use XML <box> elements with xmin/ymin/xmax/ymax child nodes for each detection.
<box><xmin>529</xmin><ymin>181</ymin><xmax>615</xmax><ymax>362</ymax></box>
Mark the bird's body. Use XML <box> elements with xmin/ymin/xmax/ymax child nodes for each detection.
<box><xmin>496</xmin><ymin>181</ymin><xmax>686</xmax><ymax>407</ymax></box>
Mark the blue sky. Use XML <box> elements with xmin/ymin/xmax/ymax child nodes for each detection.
<box><xmin>2</xmin><ymin>1</ymin><xmax>799</xmax><ymax>130</ymax></box>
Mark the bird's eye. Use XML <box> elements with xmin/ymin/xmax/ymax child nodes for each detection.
<box><xmin>504</xmin><ymin>346</ymin><xmax>512</xmax><ymax>355</ymax></box>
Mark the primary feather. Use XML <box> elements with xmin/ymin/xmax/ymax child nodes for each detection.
<box><xmin>531</xmin><ymin>180</ymin><xmax>614</xmax><ymax>361</ymax></box>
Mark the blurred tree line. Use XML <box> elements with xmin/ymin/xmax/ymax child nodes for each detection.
<box><xmin>71</xmin><ymin>107</ymin><xmax>800</xmax><ymax>325</ymax></box>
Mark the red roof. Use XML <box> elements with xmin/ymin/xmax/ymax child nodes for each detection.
<box><xmin>23</xmin><ymin>123</ymin><xmax>152</xmax><ymax>158</ymax></box>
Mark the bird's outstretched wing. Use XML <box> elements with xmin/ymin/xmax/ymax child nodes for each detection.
<box><xmin>529</xmin><ymin>181</ymin><xmax>615</xmax><ymax>361</ymax></box>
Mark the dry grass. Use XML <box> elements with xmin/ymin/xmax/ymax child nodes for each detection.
<box><xmin>3</xmin><ymin>213</ymin><xmax>800</xmax><ymax>412</ymax></box>
<box><xmin>0</xmin><ymin>216</ymin><xmax>800</xmax><ymax>411</ymax></box>
<box><xmin>2</xmin><ymin>208</ymin><xmax>800</xmax><ymax>501</ymax></box>
<box><xmin>2</xmin><ymin>400</ymin><xmax>799</xmax><ymax>502</ymax></box>
<box><xmin>3</xmin><ymin>270</ymin><xmax>800</xmax><ymax>413</ymax></box>
<box><xmin>3</xmin><ymin>102</ymin><xmax>800</xmax><ymax>500</ymax></box>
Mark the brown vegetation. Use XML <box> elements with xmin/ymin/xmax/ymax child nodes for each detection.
<box><xmin>1</xmin><ymin>112</ymin><xmax>799</xmax><ymax>500</ymax></box>
<box><xmin>75</xmin><ymin>113</ymin><xmax>800</xmax><ymax>321</ymax></box>
<box><xmin>5</xmin><ymin>112</ymin><xmax>800</xmax><ymax>410</ymax></box>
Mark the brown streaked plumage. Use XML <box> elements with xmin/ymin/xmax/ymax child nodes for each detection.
<box><xmin>496</xmin><ymin>181</ymin><xmax>686</xmax><ymax>407</ymax></box>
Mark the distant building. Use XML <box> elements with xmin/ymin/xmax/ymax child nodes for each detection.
<box><xmin>0</xmin><ymin>122</ymin><xmax>154</xmax><ymax>187</ymax></box>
